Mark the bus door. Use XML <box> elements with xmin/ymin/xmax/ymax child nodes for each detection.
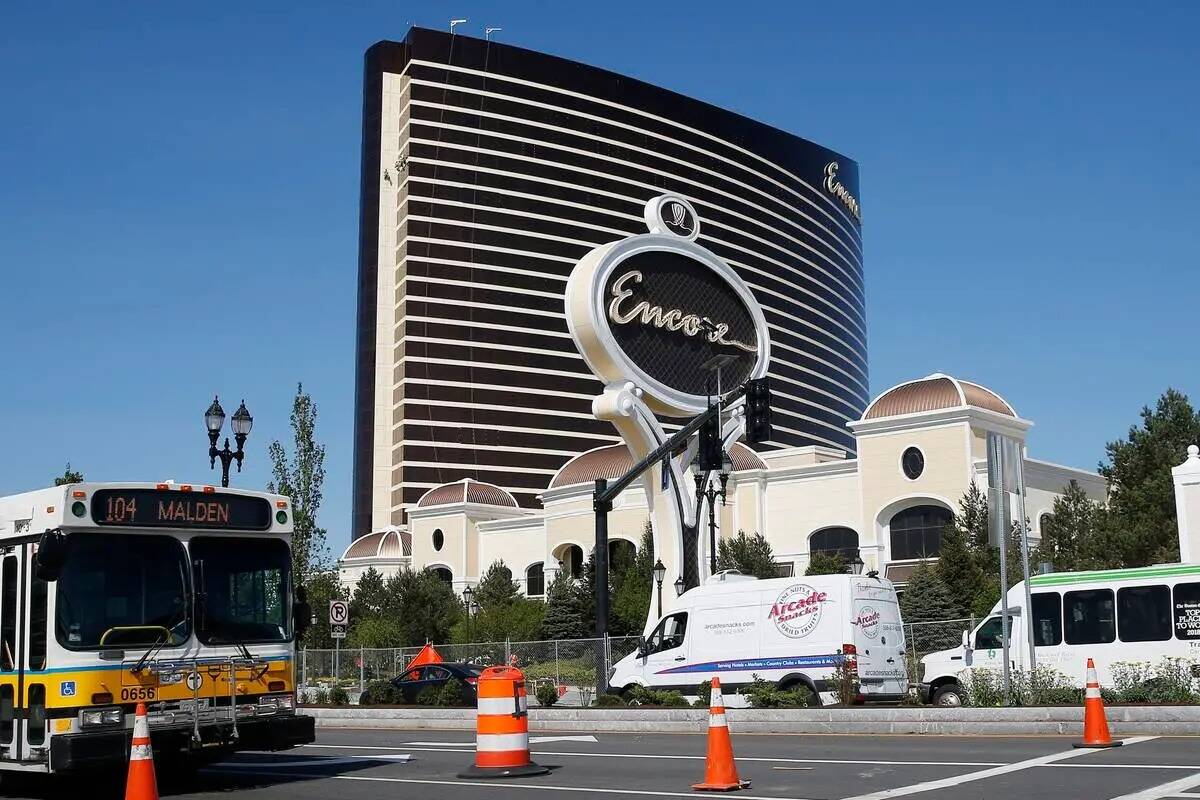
<box><xmin>0</xmin><ymin>544</ymin><xmax>50</xmax><ymax>763</ymax></box>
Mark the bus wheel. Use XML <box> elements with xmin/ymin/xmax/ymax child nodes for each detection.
<box><xmin>932</xmin><ymin>683</ymin><xmax>964</xmax><ymax>707</ymax></box>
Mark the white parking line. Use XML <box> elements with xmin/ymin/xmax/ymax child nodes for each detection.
<box><xmin>842</xmin><ymin>737</ymin><xmax>1159</xmax><ymax>800</ymax></box>
<box><xmin>1106</xmin><ymin>773</ymin><xmax>1200</xmax><ymax>800</ymax></box>
<box><xmin>302</xmin><ymin>742</ymin><xmax>1002</xmax><ymax>767</ymax></box>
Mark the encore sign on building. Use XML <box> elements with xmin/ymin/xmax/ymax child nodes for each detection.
<box><xmin>565</xmin><ymin>195</ymin><xmax>771</xmax><ymax>624</ymax></box>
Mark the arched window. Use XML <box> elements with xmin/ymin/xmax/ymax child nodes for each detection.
<box><xmin>430</xmin><ymin>566</ymin><xmax>452</xmax><ymax>585</ymax></box>
<box><xmin>809</xmin><ymin>527</ymin><xmax>859</xmax><ymax>560</ymax></box>
<box><xmin>608</xmin><ymin>539</ymin><xmax>636</xmax><ymax>571</ymax></box>
<box><xmin>526</xmin><ymin>563</ymin><xmax>545</xmax><ymax>597</ymax></box>
<box><xmin>562</xmin><ymin>545</ymin><xmax>584</xmax><ymax>579</ymax></box>
<box><xmin>889</xmin><ymin>505</ymin><xmax>953</xmax><ymax>560</ymax></box>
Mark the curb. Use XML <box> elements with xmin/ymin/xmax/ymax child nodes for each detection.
<box><xmin>301</xmin><ymin>705</ymin><xmax>1200</xmax><ymax>736</ymax></box>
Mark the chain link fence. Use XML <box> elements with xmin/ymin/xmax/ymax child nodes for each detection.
<box><xmin>904</xmin><ymin>618</ymin><xmax>975</xmax><ymax>681</ymax></box>
<box><xmin>299</xmin><ymin>619</ymin><xmax>979</xmax><ymax>703</ymax></box>
<box><xmin>300</xmin><ymin>636</ymin><xmax>641</xmax><ymax>704</ymax></box>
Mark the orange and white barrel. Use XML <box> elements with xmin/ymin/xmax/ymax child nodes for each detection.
<box><xmin>459</xmin><ymin>665</ymin><xmax>549</xmax><ymax>779</ymax></box>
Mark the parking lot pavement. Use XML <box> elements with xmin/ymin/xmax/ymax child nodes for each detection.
<box><xmin>4</xmin><ymin>728</ymin><xmax>1200</xmax><ymax>800</ymax></box>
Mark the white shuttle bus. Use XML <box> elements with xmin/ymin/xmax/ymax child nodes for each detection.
<box><xmin>920</xmin><ymin>563</ymin><xmax>1200</xmax><ymax>706</ymax></box>
<box><xmin>609</xmin><ymin>573</ymin><xmax>908</xmax><ymax>706</ymax></box>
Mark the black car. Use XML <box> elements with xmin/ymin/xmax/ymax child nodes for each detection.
<box><xmin>390</xmin><ymin>662</ymin><xmax>484</xmax><ymax>705</ymax></box>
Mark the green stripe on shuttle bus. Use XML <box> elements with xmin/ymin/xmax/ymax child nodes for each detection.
<box><xmin>1029</xmin><ymin>563</ymin><xmax>1200</xmax><ymax>587</ymax></box>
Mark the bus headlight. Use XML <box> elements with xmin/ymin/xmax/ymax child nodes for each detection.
<box><xmin>80</xmin><ymin>707</ymin><xmax>123</xmax><ymax>727</ymax></box>
<box><xmin>256</xmin><ymin>694</ymin><xmax>295</xmax><ymax>714</ymax></box>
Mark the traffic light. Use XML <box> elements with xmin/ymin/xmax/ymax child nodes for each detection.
<box><xmin>698</xmin><ymin>414</ymin><xmax>724</xmax><ymax>472</ymax></box>
<box><xmin>745</xmin><ymin>377</ymin><xmax>772</xmax><ymax>444</ymax></box>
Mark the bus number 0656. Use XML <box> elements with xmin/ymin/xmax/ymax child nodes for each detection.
<box><xmin>120</xmin><ymin>687</ymin><xmax>156</xmax><ymax>702</ymax></box>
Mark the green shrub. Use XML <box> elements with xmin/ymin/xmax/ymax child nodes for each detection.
<box><xmin>535</xmin><ymin>681</ymin><xmax>560</xmax><ymax>707</ymax></box>
<box><xmin>308</xmin><ymin>687</ymin><xmax>329</xmax><ymax>705</ymax></box>
<box><xmin>360</xmin><ymin>680</ymin><xmax>403</xmax><ymax>706</ymax></box>
<box><xmin>328</xmin><ymin>686</ymin><xmax>350</xmax><ymax>706</ymax></box>
<box><xmin>436</xmin><ymin>681</ymin><xmax>472</xmax><ymax>707</ymax></box>
<box><xmin>695</xmin><ymin>680</ymin><xmax>712</xmax><ymax>708</ymax></box>
<box><xmin>743</xmin><ymin>675</ymin><xmax>810</xmax><ymax>708</ymax></box>
<box><xmin>625</xmin><ymin>686</ymin><xmax>690</xmax><ymax>707</ymax></box>
<box><xmin>595</xmin><ymin>693</ymin><xmax>625</xmax><ymax>707</ymax></box>
<box><xmin>414</xmin><ymin>686</ymin><xmax>441</xmax><ymax>706</ymax></box>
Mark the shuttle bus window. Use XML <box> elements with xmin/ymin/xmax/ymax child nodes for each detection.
<box><xmin>1173</xmin><ymin>582</ymin><xmax>1200</xmax><ymax>640</ymax></box>
<box><xmin>29</xmin><ymin>574</ymin><xmax>48</xmax><ymax>670</ymax></box>
<box><xmin>1118</xmin><ymin>585</ymin><xmax>1171</xmax><ymax>642</ymax></box>
<box><xmin>1064</xmin><ymin>589</ymin><xmax>1116</xmax><ymax>645</ymax></box>
<box><xmin>27</xmin><ymin>684</ymin><xmax>45</xmax><ymax>746</ymax></box>
<box><xmin>1</xmin><ymin>557</ymin><xmax>15</xmax><ymax>671</ymax></box>
<box><xmin>975</xmin><ymin>617</ymin><xmax>1004</xmax><ymax>650</ymax></box>
<box><xmin>1031</xmin><ymin>592</ymin><xmax>1062</xmax><ymax>646</ymax></box>
<box><xmin>646</xmin><ymin>613</ymin><xmax>688</xmax><ymax>654</ymax></box>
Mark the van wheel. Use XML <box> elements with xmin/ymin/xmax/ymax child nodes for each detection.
<box><xmin>932</xmin><ymin>684</ymin><xmax>964</xmax><ymax>707</ymax></box>
<box><xmin>781</xmin><ymin>680</ymin><xmax>819</xmax><ymax>707</ymax></box>
<box><xmin>620</xmin><ymin>686</ymin><xmax>641</xmax><ymax>706</ymax></box>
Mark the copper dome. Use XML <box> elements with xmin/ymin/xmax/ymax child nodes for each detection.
<box><xmin>415</xmin><ymin>479</ymin><xmax>518</xmax><ymax>509</ymax></box>
<box><xmin>341</xmin><ymin>528</ymin><xmax>412</xmax><ymax>560</ymax></box>
<box><xmin>549</xmin><ymin>442</ymin><xmax>766</xmax><ymax>489</ymax></box>
<box><xmin>863</xmin><ymin>373</ymin><xmax>1016</xmax><ymax>420</ymax></box>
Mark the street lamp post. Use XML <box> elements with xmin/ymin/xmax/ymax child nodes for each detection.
<box><xmin>674</xmin><ymin>575</ymin><xmax>685</xmax><ymax>598</ymax></box>
<box><xmin>205</xmin><ymin>396</ymin><xmax>253</xmax><ymax>488</ymax></box>
<box><xmin>462</xmin><ymin>586</ymin><xmax>475</xmax><ymax>642</ymax></box>
<box><xmin>695</xmin><ymin>453</ymin><xmax>734</xmax><ymax>576</ymax></box>
<box><xmin>848</xmin><ymin>553</ymin><xmax>865</xmax><ymax>576</ymax></box>
<box><xmin>652</xmin><ymin>559</ymin><xmax>666</xmax><ymax>619</ymax></box>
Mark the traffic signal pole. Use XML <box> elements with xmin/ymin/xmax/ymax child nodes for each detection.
<box><xmin>592</xmin><ymin>380</ymin><xmax>765</xmax><ymax>701</ymax></box>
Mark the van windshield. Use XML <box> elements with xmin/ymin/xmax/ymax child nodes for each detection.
<box><xmin>56</xmin><ymin>534</ymin><xmax>190</xmax><ymax>649</ymax></box>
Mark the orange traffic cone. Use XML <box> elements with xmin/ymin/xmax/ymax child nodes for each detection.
<box><xmin>693</xmin><ymin>678</ymin><xmax>749</xmax><ymax>792</ymax></box>
<box><xmin>125</xmin><ymin>702</ymin><xmax>159</xmax><ymax>800</ymax></box>
<box><xmin>1074</xmin><ymin>658</ymin><xmax>1121</xmax><ymax>749</ymax></box>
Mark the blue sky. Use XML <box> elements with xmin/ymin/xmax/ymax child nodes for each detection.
<box><xmin>2</xmin><ymin>2</ymin><xmax>1197</xmax><ymax>556</ymax></box>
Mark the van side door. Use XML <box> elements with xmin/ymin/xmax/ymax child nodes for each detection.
<box><xmin>640</xmin><ymin>612</ymin><xmax>690</xmax><ymax>688</ymax></box>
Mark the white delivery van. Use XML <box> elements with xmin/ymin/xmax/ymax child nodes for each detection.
<box><xmin>919</xmin><ymin>563</ymin><xmax>1200</xmax><ymax>706</ymax></box>
<box><xmin>609</xmin><ymin>572</ymin><xmax>908</xmax><ymax>705</ymax></box>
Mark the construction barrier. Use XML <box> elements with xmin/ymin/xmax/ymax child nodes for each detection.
<box><xmin>1074</xmin><ymin>657</ymin><xmax>1121</xmax><ymax>749</ymax></box>
<box><xmin>693</xmin><ymin>677</ymin><xmax>749</xmax><ymax>792</ymax></box>
<box><xmin>125</xmin><ymin>702</ymin><xmax>159</xmax><ymax>800</ymax></box>
<box><xmin>459</xmin><ymin>665</ymin><xmax>549</xmax><ymax>779</ymax></box>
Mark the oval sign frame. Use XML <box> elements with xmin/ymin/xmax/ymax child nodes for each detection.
<box><xmin>565</xmin><ymin>233</ymin><xmax>771</xmax><ymax>418</ymax></box>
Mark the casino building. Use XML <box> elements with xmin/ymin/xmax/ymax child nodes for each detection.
<box><xmin>352</xmin><ymin>27</ymin><xmax>867</xmax><ymax>538</ymax></box>
<box><xmin>340</xmin><ymin>372</ymin><xmax>1107</xmax><ymax>594</ymax></box>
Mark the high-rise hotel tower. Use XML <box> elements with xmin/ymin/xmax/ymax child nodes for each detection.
<box><xmin>353</xmin><ymin>28</ymin><xmax>866</xmax><ymax>538</ymax></box>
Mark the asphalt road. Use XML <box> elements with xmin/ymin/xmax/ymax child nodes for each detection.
<box><xmin>5</xmin><ymin>727</ymin><xmax>1200</xmax><ymax>800</ymax></box>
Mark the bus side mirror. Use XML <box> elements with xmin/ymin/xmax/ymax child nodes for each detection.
<box><xmin>35</xmin><ymin>528</ymin><xmax>69</xmax><ymax>581</ymax></box>
<box><xmin>961</xmin><ymin>630</ymin><xmax>971</xmax><ymax>650</ymax></box>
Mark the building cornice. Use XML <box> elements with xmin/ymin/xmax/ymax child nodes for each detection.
<box><xmin>406</xmin><ymin>502</ymin><xmax>533</xmax><ymax>522</ymax></box>
<box><xmin>848</xmin><ymin>406</ymin><xmax>1033</xmax><ymax>439</ymax></box>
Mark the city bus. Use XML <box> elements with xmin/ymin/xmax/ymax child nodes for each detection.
<box><xmin>0</xmin><ymin>481</ymin><xmax>314</xmax><ymax>773</ymax></box>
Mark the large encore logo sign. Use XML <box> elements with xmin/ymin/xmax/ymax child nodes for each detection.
<box><xmin>566</xmin><ymin>195</ymin><xmax>770</xmax><ymax>417</ymax></box>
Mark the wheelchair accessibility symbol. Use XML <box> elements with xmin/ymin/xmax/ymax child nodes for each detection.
<box><xmin>60</xmin><ymin>681</ymin><xmax>76</xmax><ymax>697</ymax></box>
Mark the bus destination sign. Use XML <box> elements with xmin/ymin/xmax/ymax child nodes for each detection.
<box><xmin>90</xmin><ymin>489</ymin><xmax>272</xmax><ymax>531</ymax></box>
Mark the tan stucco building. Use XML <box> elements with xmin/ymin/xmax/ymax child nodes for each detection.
<box><xmin>339</xmin><ymin>373</ymin><xmax>1106</xmax><ymax>599</ymax></box>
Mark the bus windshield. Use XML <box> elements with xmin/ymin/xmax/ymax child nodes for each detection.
<box><xmin>56</xmin><ymin>534</ymin><xmax>191</xmax><ymax>649</ymax></box>
<box><xmin>192</xmin><ymin>537</ymin><xmax>291</xmax><ymax>644</ymax></box>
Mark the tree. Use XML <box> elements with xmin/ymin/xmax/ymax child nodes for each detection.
<box><xmin>350</xmin><ymin>567</ymin><xmax>388</xmax><ymax>621</ymax></box>
<box><xmin>382</xmin><ymin>569</ymin><xmax>461</xmax><ymax>647</ymax></box>
<box><xmin>54</xmin><ymin>464</ymin><xmax>84</xmax><ymax>486</ymax></box>
<box><xmin>1099</xmin><ymin>388</ymin><xmax>1200</xmax><ymax>566</ymax></box>
<box><xmin>805</xmin><ymin>551</ymin><xmax>846</xmax><ymax>576</ymax></box>
<box><xmin>451</xmin><ymin>599</ymin><xmax>545</xmax><ymax>644</ymax></box>
<box><xmin>301</xmin><ymin>569</ymin><xmax>349</xmax><ymax>649</ymax></box>
<box><xmin>899</xmin><ymin>561</ymin><xmax>961</xmax><ymax>623</ymax></box>
<box><xmin>268</xmin><ymin>383</ymin><xmax>329</xmax><ymax>587</ymax></box>
<box><xmin>474</xmin><ymin>561</ymin><xmax>520</xmax><ymax>610</ymax></box>
<box><xmin>612</xmin><ymin>523</ymin><xmax>654</xmax><ymax>635</ymax></box>
<box><xmin>1034</xmin><ymin>481</ymin><xmax>1109</xmax><ymax>571</ymax></box>
<box><xmin>935</xmin><ymin>484</ymin><xmax>990</xmax><ymax>618</ymax></box>
<box><xmin>717</xmin><ymin>531</ymin><xmax>778</xmax><ymax>579</ymax></box>
<box><xmin>542</xmin><ymin>567</ymin><xmax>588</xmax><ymax>640</ymax></box>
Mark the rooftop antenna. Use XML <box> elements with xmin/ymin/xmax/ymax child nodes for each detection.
<box><xmin>485</xmin><ymin>26</ymin><xmax>502</xmax><ymax>41</ymax></box>
<box><xmin>449</xmin><ymin>18</ymin><xmax>467</xmax><ymax>34</ymax></box>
